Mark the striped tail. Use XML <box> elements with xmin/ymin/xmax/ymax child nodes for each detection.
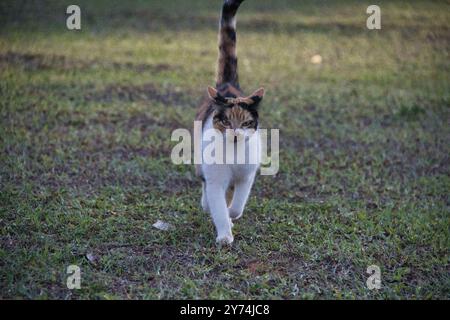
<box><xmin>216</xmin><ymin>0</ymin><xmax>245</xmax><ymax>89</ymax></box>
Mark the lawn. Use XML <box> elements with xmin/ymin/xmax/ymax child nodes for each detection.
<box><xmin>0</xmin><ymin>0</ymin><xmax>449</xmax><ymax>299</ymax></box>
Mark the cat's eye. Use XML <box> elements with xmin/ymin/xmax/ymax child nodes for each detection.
<box><xmin>242</xmin><ymin>120</ymin><xmax>254</xmax><ymax>127</ymax></box>
<box><xmin>222</xmin><ymin>119</ymin><xmax>231</xmax><ymax>126</ymax></box>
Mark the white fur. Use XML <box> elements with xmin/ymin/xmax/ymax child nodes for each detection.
<box><xmin>198</xmin><ymin>114</ymin><xmax>260</xmax><ymax>245</ymax></box>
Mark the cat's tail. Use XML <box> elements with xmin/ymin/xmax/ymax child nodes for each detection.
<box><xmin>216</xmin><ymin>0</ymin><xmax>245</xmax><ymax>89</ymax></box>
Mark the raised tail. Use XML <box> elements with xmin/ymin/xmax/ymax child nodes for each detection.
<box><xmin>216</xmin><ymin>0</ymin><xmax>245</xmax><ymax>89</ymax></box>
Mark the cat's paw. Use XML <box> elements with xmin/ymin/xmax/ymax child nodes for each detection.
<box><xmin>216</xmin><ymin>233</ymin><xmax>234</xmax><ymax>245</ymax></box>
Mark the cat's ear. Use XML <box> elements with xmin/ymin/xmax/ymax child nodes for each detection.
<box><xmin>247</xmin><ymin>87</ymin><xmax>265</xmax><ymax>106</ymax></box>
<box><xmin>207</xmin><ymin>86</ymin><xmax>228</xmax><ymax>105</ymax></box>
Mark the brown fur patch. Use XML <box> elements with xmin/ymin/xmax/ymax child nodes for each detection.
<box><xmin>225</xmin><ymin>96</ymin><xmax>253</xmax><ymax>105</ymax></box>
<box><xmin>226</xmin><ymin>84</ymin><xmax>242</xmax><ymax>97</ymax></box>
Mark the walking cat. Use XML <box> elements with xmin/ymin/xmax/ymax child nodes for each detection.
<box><xmin>195</xmin><ymin>0</ymin><xmax>265</xmax><ymax>245</ymax></box>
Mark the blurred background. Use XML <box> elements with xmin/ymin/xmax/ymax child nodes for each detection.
<box><xmin>0</xmin><ymin>0</ymin><xmax>449</xmax><ymax>299</ymax></box>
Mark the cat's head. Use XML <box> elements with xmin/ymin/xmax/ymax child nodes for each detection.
<box><xmin>207</xmin><ymin>86</ymin><xmax>265</xmax><ymax>139</ymax></box>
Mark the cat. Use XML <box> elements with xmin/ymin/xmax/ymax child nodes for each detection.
<box><xmin>195</xmin><ymin>0</ymin><xmax>265</xmax><ymax>245</ymax></box>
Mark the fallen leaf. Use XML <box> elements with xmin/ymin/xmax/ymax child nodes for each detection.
<box><xmin>152</xmin><ymin>220</ymin><xmax>172</xmax><ymax>231</ymax></box>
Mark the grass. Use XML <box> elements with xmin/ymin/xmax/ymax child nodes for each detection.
<box><xmin>0</xmin><ymin>0</ymin><xmax>449</xmax><ymax>299</ymax></box>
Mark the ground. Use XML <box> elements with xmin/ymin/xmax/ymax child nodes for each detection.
<box><xmin>0</xmin><ymin>0</ymin><xmax>449</xmax><ymax>299</ymax></box>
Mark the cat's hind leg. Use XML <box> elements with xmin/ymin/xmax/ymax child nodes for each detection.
<box><xmin>201</xmin><ymin>182</ymin><xmax>209</xmax><ymax>213</ymax></box>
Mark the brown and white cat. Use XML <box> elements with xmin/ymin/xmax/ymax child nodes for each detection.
<box><xmin>195</xmin><ymin>0</ymin><xmax>265</xmax><ymax>245</ymax></box>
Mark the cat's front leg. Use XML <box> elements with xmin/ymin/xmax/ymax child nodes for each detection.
<box><xmin>229</xmin><ymin>174</ymin><xmax>256</xmax><ymax>220</ymax></box>
<box><xmin>205</xmin><ymin>183</ymin><xmax>234</xmax><ymax>244</ymax></box>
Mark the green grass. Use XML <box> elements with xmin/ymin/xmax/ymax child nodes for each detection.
<box><xmin>0</xmin><ymin>0</ymin><xmax>449</xmax><ymax>299</ymax></box>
